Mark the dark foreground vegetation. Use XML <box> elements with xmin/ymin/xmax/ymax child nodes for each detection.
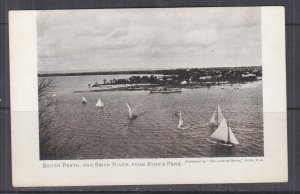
<box><xmin>39</xmin><ymin>79</ymin><xmax>77</xmax><ymax>159</ymax></box>
<box><xmin>38</xmin><ymin>79</ymin><xmax>55</xmax><ymax>159</ymax></box>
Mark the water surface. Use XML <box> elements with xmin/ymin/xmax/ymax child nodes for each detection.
<box><xmin>40</xmin><ymin>75</ymin><xmax>263</xmax><ymax>160</ymax></box>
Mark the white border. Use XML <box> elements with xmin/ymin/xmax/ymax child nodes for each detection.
<box><xmin>9</xmin><ymin>7</ymin><xmax>287</xmax><ymax>187</ymax></box>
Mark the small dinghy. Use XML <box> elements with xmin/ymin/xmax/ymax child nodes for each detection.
<box><xmin>81</xmin><ymin>96</ymin><xmax>87</xmax><ymax>104</ymax></box>
<box><xmin>95</xmin><ymin>97</ymin><xmax>104</xmax><ymax>107</ymax></box>
<box><xmin>126</xmin><ymin>102</ymin><xmax>138</xmax><ymax>119</ymax></box>
<box><xmin>208</xmin><ymin>118</ymin><xmax>239</xmax><ymax>147</ymax></box>
<box><xmin>177</xmin><ymin>111</ymin><xmax>190</xmax><ymax>130</ymax></box>
<box><xmin>209</xmin><ymin>103</ymin><xmax>224</xmax><ymax>126</ymax></box>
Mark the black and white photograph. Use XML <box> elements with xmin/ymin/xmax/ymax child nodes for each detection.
<box><xmin>9</xmin><ymin>6</ymin><xmax>287</xmax><ymax>186</ymax></box>
<box><xmin>37</xmin><ymin>7</ymin><xmax>263</xmax><ymax>160</ymax></box>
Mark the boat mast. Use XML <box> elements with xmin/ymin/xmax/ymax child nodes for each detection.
<box><xmin>227</xmin><ymin>123</ymin><xmax>231</xmax><ymax>144</ymax></box>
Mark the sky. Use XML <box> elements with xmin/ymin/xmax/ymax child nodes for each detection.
<box><xmin>37</xmin><ymin>7</ymin><xmax>262</xmax><ymax>73</ymax></box>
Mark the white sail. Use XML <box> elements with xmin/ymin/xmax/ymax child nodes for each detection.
<box><xmin>126</xmin><ymin>102</ymin><xmax>133</xmax><ymax>117</ymax></box>
<box><xmin>228</xmin><ymin>126</ymin><xmax>239</xmax><ymax>145</ymax></box>
<box><xmin>95</xmin><ymin>98</ymin><xmax>104</xmax><ymax>107</ymax></box>
<box><xmin>217</xmin><ymin>104</ymin><xmax>224</xmax><ymax>124</ymax></box>
<box><xmin>52</xmin><ymin>93</ymin><xmax>57</xmax><ymax>103</ymax></box>
<box><xmin>210</xmin><ymin>119</ymin><xmax>239</xmax><ymax>145</ymax></box>
<box><xmin>210</xmin><ymin>119</ymin><xmax>228</xmax><ymax>142</ymax></box>
<box><xmin>209</xmin><ymin>104</ymin><xmax>224</xmax><ymax>125</ymax></box>
<box><xmin>178</xmin><ymin>111</ymin><xmax>184</xmax><ymax>128</ymax></box>
<box><xmin>82</xmin><ymin>96</ymin><xmax>87</xmax><ymax>103</ymax></box>
<box><xmin>209</xmin><ymin>111</ymin><xmax>216</xmax><ymax>124</ymax></box>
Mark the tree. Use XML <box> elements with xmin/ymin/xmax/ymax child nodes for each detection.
<box><xmin>38</xmin><ymin>78</ymin><xmax>56</xmax><ymax>159</ymax></box>
<box><xmin>38</xmin><ymin>79</ymin><xmax>52</xmax><ymax>98</ymax></box>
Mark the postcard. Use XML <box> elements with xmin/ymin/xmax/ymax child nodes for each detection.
<box><xmin>9</xmin><ymin>7</ymin><xmax>287</xmax><ymax>187</ymax></box>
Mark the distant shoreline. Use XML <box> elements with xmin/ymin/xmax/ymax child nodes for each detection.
<box><xmin>38</xmin><ymin>66</ymin><xmax>262</xmax><ymax>77</ymax></box>
<box><xmin>38</xmin><ymin>70</ymin><xmax>165</xmax><ymax>77</ymax></box>
<box><xmin>73</xmin><ymin>80</ymin><xmax>262</xmax><ymax>93</ymax></box>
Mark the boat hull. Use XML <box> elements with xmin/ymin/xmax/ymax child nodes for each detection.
<box><xmin>210</xmin><ymin>122</ymin><xmax>219</xmax><ymax>127</ymax></box>
<box><xmin>206</xmin><ymin>138</ymin><xmax>234</xmax><ymax>147</ymax></box>
<box><xmin>178</xmin><ymin>125</ymin><xmax>190</xmax><ymax>130</ymax></box>
<box><xmin>129</xmin><ymin>115</ymin><xmax>138</xmax><ymax>119</ymax></box>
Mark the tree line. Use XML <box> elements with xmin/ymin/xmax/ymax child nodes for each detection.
<box><xmin>93</xmin><ymin>66</ymin><xmax>262</xmax><ymax>86</ymax></box>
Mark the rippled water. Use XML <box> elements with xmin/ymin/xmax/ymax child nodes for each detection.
<box><xmin>40</xmin><ymin>75</ymin><xmax>263</xmax><ymax>160</ymax></box>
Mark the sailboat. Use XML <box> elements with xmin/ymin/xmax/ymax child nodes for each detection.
<box><xmin>52</xmin><ymin>93</ymin><xmax>57</xmax><ymax>103</ymax></box>
<box><xmin>95</xmin><ymin>97</ymin><xmax>104</xmax><ymax>107</ymax></box>
<box><xmin>177</xmin><ymin>111</ymin><xmax>189</xmax><ymax>130</ymax></box>
<box><xmin>209</xmin><ymin>104</ymin><xmax>224</xmax><ymax>126</ymax></box>
<box><xmin>81</xmin><ymin>96</ymin><xmax>87</xmax><ymax>104</ymax></box>
<box><xmin>208</xmin><ymin>118</ymin><xmax>239</xmax><ymax>146</ymax></box>
<box><xmin>126</xmin><ymin>102</ymin><xmax>137</xmax><ymax>119</ymax></box>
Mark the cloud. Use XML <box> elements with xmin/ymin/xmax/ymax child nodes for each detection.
<box><xmin>37</xmin><ymin>7</ymin><xmax>261</xmax><ymax>72</ymax></box>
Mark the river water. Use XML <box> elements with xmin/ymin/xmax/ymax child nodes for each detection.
<box><xmin>40</xmin><ymin>75</ymin><xmax>263</xmax><ymax>160</ymax></box>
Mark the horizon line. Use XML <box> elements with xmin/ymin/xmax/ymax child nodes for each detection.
<box><xmin>38</xmin><ymin>65</ymin><xmax>262</xmax><ymax>74</ymax></box>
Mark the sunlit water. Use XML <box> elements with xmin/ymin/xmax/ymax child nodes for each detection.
<box><xmin>40</xmin><ymin>75</ymin><xmax>263</xmax><ymax>160</ymax></box>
